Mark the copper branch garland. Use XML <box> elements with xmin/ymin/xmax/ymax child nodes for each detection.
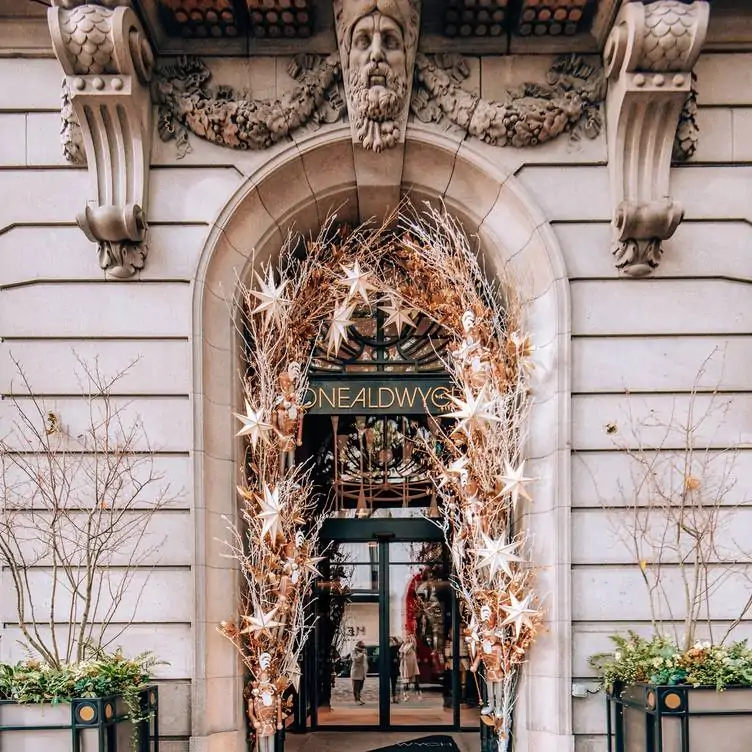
<box><xmin>223</xmin><ymin>206</ymin><xmax>541</xmax><ymax>751</ymax></box>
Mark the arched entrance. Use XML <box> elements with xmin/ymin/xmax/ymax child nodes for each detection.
<box><xmin>191</xmin><ymin>125</ymin><xmax>572</xmax><ymax>752</ymax></box>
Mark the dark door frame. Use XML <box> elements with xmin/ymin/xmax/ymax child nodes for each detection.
<box><xmin>298</xmin><ymin>517</ymin><xmax>474</xmax><ymax>733</ymax></box>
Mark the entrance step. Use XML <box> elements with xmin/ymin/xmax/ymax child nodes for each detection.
<box><xmin>285</xmin><ymin>731</ymin><xmax>478</xmax><ymax>752</ymax></box>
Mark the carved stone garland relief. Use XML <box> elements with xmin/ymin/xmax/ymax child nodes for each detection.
<box><xmin>54</xmin><ymin>0</ymin><xmax>703</xmax><ymax>278</ymax></box>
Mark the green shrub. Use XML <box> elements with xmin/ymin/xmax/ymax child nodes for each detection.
<box><xmin>590</xmin><ymin>632</ymin><xmax>752</xmax><ymax>692</ymax></box>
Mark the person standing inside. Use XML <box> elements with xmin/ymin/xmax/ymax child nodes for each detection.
<box><xmin>399</xmin><ymin>632</ymin><xmax>421</xmax><ymax>701</ymax></box>
<box><xmin>350</xmin><ymin>640</ymin><xmax>367</xmax><ymax>705</ymax></box>
<box><xmin>389</xmin><ymin>637</ymin><xmax>401</xmax><ymax>703</ymax></box>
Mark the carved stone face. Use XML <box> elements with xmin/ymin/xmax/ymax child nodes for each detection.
<box><xmin>347</xmin><ymin>11</ymin><xmax>408</xmax><ymax>151</ymax></box>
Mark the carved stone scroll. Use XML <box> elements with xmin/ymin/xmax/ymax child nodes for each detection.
<box><xmin>605</xmin><ymin>0</ymin><xmax>709</xmax><ymax>277</ymax></box>
<box><xmin>334</xmin><ymin>0</ymin><xmax>421</xmax><ymax>153</ymax></box>
<box><xmin>48</xmin><ymin>0</ymin><xmax>154</xmax><ymax>279</ymax></box>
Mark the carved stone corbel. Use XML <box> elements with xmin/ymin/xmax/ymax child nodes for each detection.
<box><xmin>605</xmin><ymin>0</ymin><xmax>709</xmax><ymax>277</ymax></box>
<box><xmin>48</xmin><ymin>0</ymin><xmax>154</xmax><ymax>279</ymax></box>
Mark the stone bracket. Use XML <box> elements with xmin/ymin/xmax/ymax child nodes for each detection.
<box><xmin>48</xmin><ymin>1</ymin><xmax>154</xmax><ymax>279</ymax></box>
<box><xmin>605</xmin><ymin>0</ymin><xmax>709</xmax><ymax>277</ymax></box>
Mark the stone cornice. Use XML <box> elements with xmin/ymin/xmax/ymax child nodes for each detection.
<box><xmin>48</xmin><ymin>0</ymin><xmax>154</xmax><ymax>279</ymax></box>
<box><xmin>605</xmin><ymin>0</ymin><xmax>710</xmax><ymax>277</ymax></box>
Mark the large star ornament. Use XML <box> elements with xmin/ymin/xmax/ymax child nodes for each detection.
<box><xmin>327</xmin><ymin>301</ymin><xmax>356</xmax><ymax>354</ymax></box>
<box><xmin>445</xmin><ymin>384</ymin><xmax>500</xmax><ymax>435</ymax></box>
<box><xmin>475</xmin><ymin>534</ymin><xmax>524</xmax><ymax>580</ymax></box>
<box><xmin>233</xmin><ymin>400</ymin><xmax>272</xmax><ymax>449</ymax></box>
<box><xmin>258</xmin><ymin>484</ymin><xmax>285</xmax><ymax>542</ymax></box>
<box><xmin>501</xmin><ymin>592</ymin><xmax>539</xmax><ymax>639</ymax></box>
<box><xmin>381</xmin><ymin>297</ymin><xmax>417</xmax><ymax>334</ymax></box>
<box><xmin>500</xmin><ymin>460</ymin><xmax>534</xmax><ymax>507</ymax></box>
<box><xmin>337</xmin><ymin>261</ymin><xmax>375</xmax><ymax>304</ymax></box>
<box><xmin>251</xmin><ymin>267</ymin><xmax>289</xmax><ymax>329</ymax></box>
<box><xmin>240</xmin><ymin>605</ymin><xmax>283</xmax><ymax>637</ymax></box>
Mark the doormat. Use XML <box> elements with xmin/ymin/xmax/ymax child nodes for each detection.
<box><xmin>368</xmin><ymin>736</ymin><xmax>461</xmax><ymax>752</ymax></box>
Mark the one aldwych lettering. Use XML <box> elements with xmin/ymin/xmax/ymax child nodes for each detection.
<box><xmin>304</xmin><ymin>380</ymin><xmax>452</xmax><ymax>415</ymax></box>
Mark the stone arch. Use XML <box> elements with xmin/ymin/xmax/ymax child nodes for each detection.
<box><xmin>190</xmin><ymin>124</ymin><xmax>572</xmax><ymax>752</ymax></box>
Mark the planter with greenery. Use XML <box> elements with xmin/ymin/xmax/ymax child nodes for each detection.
<box><xmin>587</xmin><ymin>356</ymin><xmax>752</xmax><ymax>752</ymax></box>
<box><xmin>0</xmin><ymin>357</ymin><xmax>173</xmax><ymax>751</ymax></box>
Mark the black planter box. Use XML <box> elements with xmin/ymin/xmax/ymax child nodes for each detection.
<box><xmin>607</xmin><ymin>682</ymin><xmax>752</xmax><ymax>752</ymax></box>
<box><xmin>0</xmin><ymin>685</ymin><xmax>159</xmax><ymax>752</ymax></box>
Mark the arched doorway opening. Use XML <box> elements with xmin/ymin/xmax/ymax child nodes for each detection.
<box><xmin>295</xmin><ymin>289</ymin><xmax>479</xmax><ymax>732</ymax></box>
<box><xmin>191</xmin><ymin>125</ymin><xmax>572</xmax><ymax>752</ymax></box>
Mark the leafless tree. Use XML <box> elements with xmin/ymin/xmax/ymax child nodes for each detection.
<box><xmin>604</xmin><ymin>350</ymin><xmax>752</xmax><ymax>650</ymax></box>
<box><xmin>0</xmin><ymin>354</ymin><xmax>177</xmax><ymax>667</ymax></box>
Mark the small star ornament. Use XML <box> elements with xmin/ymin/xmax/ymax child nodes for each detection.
<box><xmin>445</xmin><ymin>384</ymin><xmax>500</xmax><ymax>435</ymax></box>
<box><xmin>499</xmin><ymin>460</ymin><xmax>534</xmax><ymax>507</ymax></box>
<box><xmin>439</xmin><ymin>454</ymin><xmax>469</xmax><ymax>488</ymax></box>
<box><xmin>381</xmin><ymin>297</ymin><xmax>417</xmax><ymax>334</ymax></box>
<box><xmin>327</xmin><ymin>301</ymin><xmax>356</xmax><ymax>354</ymax></box>
<box><xmin>251</xmin><ymin>267</ymin><xmax>289</xmax><ymax>329</ymax></box>
<box><xmin>501</xmin><ymin>592</ymin><xmax>539</xmax><ymax>639</ymax></box>
<box><xmin>337</xmin><ymin>261</ymin><xmax>375</xmax><ymax>304</ymax></box>
<box><xmin>258</xmin><ymin>484</ymin><xmax>285</xmax><ymax>542</ymax></box>
<box><xmin>233</xmin><ymin>401</ymin><xmax>272</xmax><ymax>449</ymax></box>
<box><xmin>240</xmin><ymin>605</ymin><xmax>283</xmax><ymax>637</ymax></box>
<box><xmin>476</xmin><ymin>534</ymin><xmax>524</xmax><ymax>580</ymax></box>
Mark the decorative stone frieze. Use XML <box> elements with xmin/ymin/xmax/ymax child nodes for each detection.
<box><xmin>154</xmin><ymin>54</ymin><xmax>344</xmax><ymax>156</ymax></box>
<box><xmin>605</xmin><ymin>0</ymin><xmax>710</xmax><ymax>277</ymax></box>
<box><xmin>48</xmin><ymin>0</ymin><xmax>154</xmax><ymax>279</ymax></box>
<box><xmin>334</xmin><ymin>0</ymin><xmax>421</xmax><ymax>153</ymax></box>
<box><xmin>412</xmin><ymin>53</ymin><xmax>604</xmax><ymax>147</ymax></box>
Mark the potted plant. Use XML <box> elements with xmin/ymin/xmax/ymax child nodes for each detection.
<box><xmin>588</xmin><ymin>354</ymin><xmax>752</xmax><ymax>751</ymax></box>
<box><xmin>0</xmin><ymin>356</ymin><xmax>173</xmax><ymax>751</ymax></box>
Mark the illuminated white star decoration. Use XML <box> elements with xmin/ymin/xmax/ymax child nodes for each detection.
<box><xmin>251</xmin><ymin>267</ymin><xmax>289</xmax><ymax>329</ymax></box>
<box><xmin>501</xmin><ymin>592</ymin><xmax>539</xmax><ymax>639</ymax></box>
<box><xmin>233</xmin><ymin>400</ymin><xmax>272</xmax><ymax>449</ymax></box>
<box><xmin>258</xmin><ymin>484</ymin><xmax>285</xmax><ymax>542</ymax></box>
<box><xmin>475</xmin><ymin>534</ymin><xmax>524</xmax><ymax>580</ymax></box>
<box><xmin>465</xmin><ymin>612</ymin><xmax>482</xmax><ymax>657</ymax></box>
<box><xmin>499</xmin><ymin>460</ymin><xmax>534</xmax><ymax>507</ymax></box>
<box><xmin>327</xmin><ymin>300</ymin><xmax>356</xmax><ymax>354</ymax></box>
<box><xmin>439</xmin><ymin>454</ymin><xmax>469</xmax><ymax>488</ymax></box>
<box><xmin>240</xmin><ymin>605</ymin><xmax>283</xmax><ymax>637</ymax></box>
<box><xmin>380</xmin><ymin>296</ymin><xmax>417</xmax><ymax>334</ymax></box>
<box><xmin>445</xmin><ymin>384</ymin><xmax>501</xmax><ymax>435</ymax></box>
<box><xmin>337</xmin><ymin>261</ymin><xmax>376</xmax><ymax>304</ymax></box>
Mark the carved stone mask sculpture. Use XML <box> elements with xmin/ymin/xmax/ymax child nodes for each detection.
<box><xmin>334</xmin><ymin>0</ymin><xmax>420</xmax><ymax>152</ymax></box>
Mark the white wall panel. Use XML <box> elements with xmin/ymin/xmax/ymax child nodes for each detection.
<box><xmin>0</xmin><ymin>59</ymin><xmax>61</xmax><ymax>110</ymax></box>
<box><xmin>0</xmin><ymin>624</ymin><xmax>193</xmax><ymax>679</ymax></box>
<box><xmin>556</xmin><ymin>221</ymin><xmax>752</xmax><ymax>281</ymax></box>
<box><xmin>573</xmin><ymin>336</ymin><xmax>752</xmax><ymax>393</ymax></box>
<box><xmin>572</xmin><ymin>508</ymin><xmax>752</xmax><ymax>564</ymax></box>
<box><xmin>0</xmin><ymin>569</ymin><xmax>193</xmax><ymax>623</ymax></box>
<box><xmin>573</xmin><ymin>565</ymin><xmax>752</xmax><ymax>621</ymax></box>
<box><xmin>0</xmin><ymin>339</ymin><xmax>191</xmax><ymax>394</ymax></box>
<box><xmin>572</xmin><ymin>451</ymin><xmax>752</xmax><ymax>508</ymax></box>
<box><xmin>0</xmin><ymin>396</ymin><xmax>192</xmax><ymax>452</ymax></box>
<box><xmin>572</xmin><ymin>280</ymin><xmax>752</xmax><ymax>335</ymax></box>
<box><xmin>0</xmin><ymin>225</ymin><xmax>208</xmax><ymax>284</ymax></box>
<box><xmin>572</xmin><ymin>393</ymin><xmax>752</xmax><ymax>450</ymax></box>
<box><xmin>0</xmin><ymin>283</ymin><xmax>192</xmax><ymax>338</ymax></box>
<box><xmin>0</xmin><ymin>113</ymin><xmax>25</xmax><ymax>166</ymax></box>
<box><xmin>1</xmin><ymin>511</ymin><xmax>192</xmax><ymax>567</ymax></box>
<box><xmin>695</xmin><ymin>54</ymin><xmax>752</xmax><ymax>106</ymax></box>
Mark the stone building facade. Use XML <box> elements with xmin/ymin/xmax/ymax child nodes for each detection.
<box><xmin>1</xmin><ymin>1</ymin><xmax>751</xmax><ymax>751</ymax></box>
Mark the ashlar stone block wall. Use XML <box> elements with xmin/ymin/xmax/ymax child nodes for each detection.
<box><xmin>1</xmin><ymin>48</ymin><xmax>751</xmax><ymax>752</ymax></box>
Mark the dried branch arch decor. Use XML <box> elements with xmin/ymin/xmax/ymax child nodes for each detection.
<box><xmin>219</xmin><ymin>207</ymin><xmax>542</xmax><ymax>752</ymax></box>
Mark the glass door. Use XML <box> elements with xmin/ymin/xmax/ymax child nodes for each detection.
<box><xmin>305</xmin><ymin>522</ymin><xmax>481</xmax><ymax>732</ymax></box>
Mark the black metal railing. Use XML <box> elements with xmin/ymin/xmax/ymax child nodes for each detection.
<box><xmin>607</xmin><ymin>682</ymin><xmax>752</xmax><ymax>752</ymax></box>
<box><xmin>0</xmin><ymin>685</ymin><xmax>159</xmax><ymax>752</ymax></box>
